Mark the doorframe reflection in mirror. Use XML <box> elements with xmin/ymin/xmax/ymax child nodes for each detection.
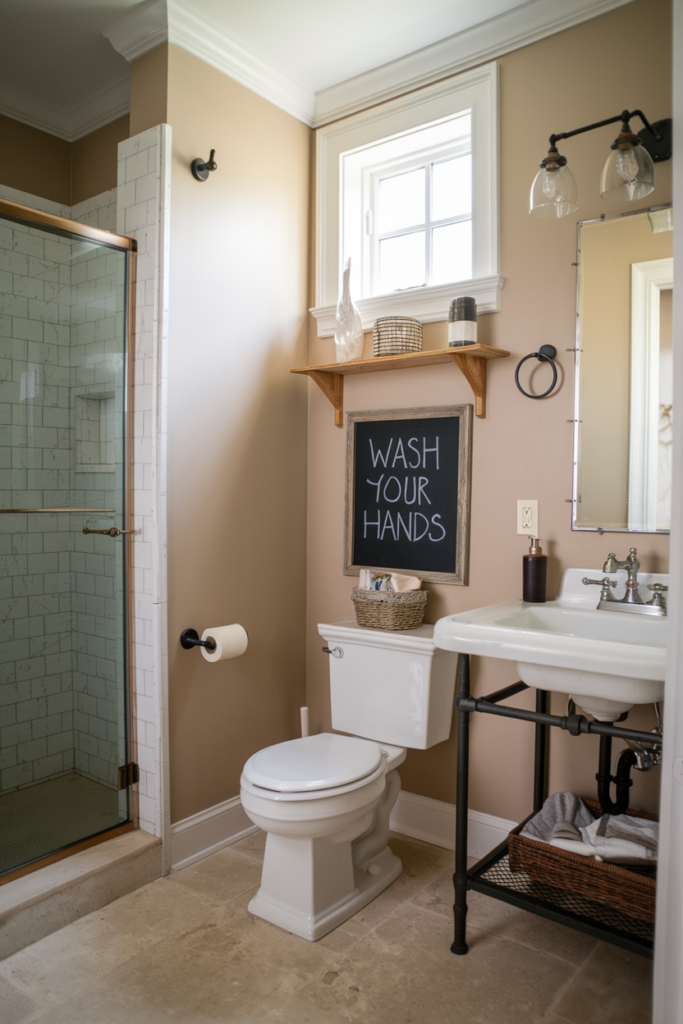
<box><xmin>629</xmin><ymin>257</ymin><xmax>673</xmax><ymax>530</ymax></box>
<box><xmin>572</xmin><ymin>203</ymin><xmax>673</xmax><ymax>534</ymax></box>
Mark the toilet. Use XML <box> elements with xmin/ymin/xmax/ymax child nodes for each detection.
<box><xmin>240</xmin><ymin>619</ymin><xmax>458</xmax><ymax>940</ymax></box>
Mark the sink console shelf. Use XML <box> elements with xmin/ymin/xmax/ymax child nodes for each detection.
<box><xmin>452</xmin><ymin>654</ymin><xmax>659</xmax><ymax>960</ymax></box>
<box><xmin>291</xmin><ymin>345</ymin><xmax>509</xmax><ymax>425</ymax></box>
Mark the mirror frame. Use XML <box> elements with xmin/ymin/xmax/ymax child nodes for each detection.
<box><xmin>572</xmin><ymin>202</ymin><xmax>673</xmax><ymax>535</ymax></box>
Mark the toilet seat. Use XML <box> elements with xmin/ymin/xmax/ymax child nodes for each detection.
<box><xmin>243</xmin><ymin>733</ymin><xmax>383</xmax><ymax>794</ymax></box>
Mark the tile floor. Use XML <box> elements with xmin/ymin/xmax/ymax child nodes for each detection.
<box><xmin>0</xmin><ymin>831</ymin><xmax>652</xmax><ymax>1023</ymax></box>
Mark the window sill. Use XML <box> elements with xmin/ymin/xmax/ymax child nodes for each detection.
<box><xmin>309</xmin><ymin>274</ymin><xmax>505</xmax><ymax>337</ymax></box>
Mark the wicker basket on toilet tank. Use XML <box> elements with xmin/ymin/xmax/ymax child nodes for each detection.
<box><xmin>351</xmin><ymin>587</ymin><xmax>427</xmax><ymax>630</ymax></box>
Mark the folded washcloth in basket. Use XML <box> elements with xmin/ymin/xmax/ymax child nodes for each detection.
<box><xmin>603</xmin><ymin>812</ymin><xmax>658</xmax><ymax>852</ymax></box>
<box><xmin>520</xmin><ymin>792</ymin><xmax>657</xmax><ymax>864</ymax></box>
<box><xmin>578</xmin><ymin>814</ymin><xmax>658</xmax><ymax>864</ymax></box>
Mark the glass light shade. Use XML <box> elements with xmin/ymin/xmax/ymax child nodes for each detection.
<box><xmin>600</xmin><ymin>143</ymin><xmax>655</xmax><ymax>201</ymax></box>
<box><xmin>529</xmin><ymin>164</ymin><xmax>579</xmax><ymax>218</ymax></box>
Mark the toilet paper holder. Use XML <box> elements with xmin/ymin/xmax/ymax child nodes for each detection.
<box><xmin>180</xmin><ymin>628</ymin><xmax>216</xmax><ymax>652</ymax></box>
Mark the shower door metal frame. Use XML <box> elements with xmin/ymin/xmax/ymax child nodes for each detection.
<box><xmin>0</xmin><ymin>198</ymin><xmax>140</xmax><ymax>885</ymax></box>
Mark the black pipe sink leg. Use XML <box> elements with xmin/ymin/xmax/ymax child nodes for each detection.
<box><xmin>452</xmin><ymin>653</ymin><xmax>471</xmax><ymax>955</ymax></box>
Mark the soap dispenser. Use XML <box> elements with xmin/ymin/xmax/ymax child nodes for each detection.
<box><xmin>523</xmin><ymin>538</ymin><xmax>547</xmax><ymax>603</ymax></box>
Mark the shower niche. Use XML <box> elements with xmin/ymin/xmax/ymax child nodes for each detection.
<box><xmin>75</xmin><ymin>389</ymin><xmax>117</xmax><ymax>474</ymax></box>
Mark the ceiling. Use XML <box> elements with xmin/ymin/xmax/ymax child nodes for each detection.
<box><xmin>0</xmin><ymin>0</ymin><xmax>634</xmax><ymax>140</ymax></box>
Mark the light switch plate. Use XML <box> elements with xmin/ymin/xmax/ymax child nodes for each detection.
<box><xmin>517</xmin><ymin>499</ymin><xmax>539</xmax><ymax>536</ymax></box>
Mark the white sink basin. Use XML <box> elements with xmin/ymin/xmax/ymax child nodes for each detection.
<box><xmin>433</xmin><ymin>568</ymin><xmax>667</xmax><ymax>721</ymax></box>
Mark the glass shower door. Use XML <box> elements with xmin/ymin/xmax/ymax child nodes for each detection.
<box><xmin>0</xmin><ymin>202</ymin><xmax>135</xmax><ymax>879</ymax></box>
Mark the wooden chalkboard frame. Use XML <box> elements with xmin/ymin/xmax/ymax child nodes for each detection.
<box><xmin>344</xmin><ymin>405</ymin><xmax>473</xmax><ymax>585</ymax></box>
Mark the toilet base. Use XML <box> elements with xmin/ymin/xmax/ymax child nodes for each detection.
<box><xmin>248</xmin><ymin>844</ymin><xmax>403</xmax><ymax>941</ymax></box>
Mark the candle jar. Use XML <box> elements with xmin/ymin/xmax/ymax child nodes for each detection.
<box><xmin>448</xmin><ymin>296</ymin><xmax>477</xmax><ymax>346</ymax></box>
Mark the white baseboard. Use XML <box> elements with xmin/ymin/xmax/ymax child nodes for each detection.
<box><xmin>170</xmin><ymin>796</ymin><xmax>258</xmax><ymax>871</ymax></box>
<box><xmin>170</xmin><ymin>790</ymin><xmax>516</xmax><ymax>872</ymax></box>
<box><xmin>389</xmin><ymin>791</ymin><xmax>517</xmax><ymax>860</ymax></box>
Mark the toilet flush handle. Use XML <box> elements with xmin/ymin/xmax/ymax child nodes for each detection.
<box><xmin>322</xmin><ymin>646</ymin><xmax>344</xmax><ymax>658</ymax></box>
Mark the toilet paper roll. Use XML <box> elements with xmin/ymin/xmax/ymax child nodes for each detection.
<box><xmin>200</xmin><ymin>624</ymin><xmax>248</xmax><ymax>663</ymax></box>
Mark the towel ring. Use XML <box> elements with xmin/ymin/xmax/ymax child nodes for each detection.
<box><xmin>515</xmin><ymin>345</ymin><xmax>558</xmax><ymax>399</ymax></box>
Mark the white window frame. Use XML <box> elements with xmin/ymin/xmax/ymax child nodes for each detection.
<box><xmin>312</xmin><ymin>62</ymin><xmax>501</xmax><ymax>337</ymax></box>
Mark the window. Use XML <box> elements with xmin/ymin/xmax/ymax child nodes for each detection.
<box><xmin>377</xmin><ymin>155</ymin><xmax>473</xmax><ymax>291</ymax></box>
<box><xmin>352</xmin><ymin>113</ymin><xmax>472</xmax><ymax>297</ymax></box>
<box><xmin>313</xmin><ymin>63</ymin><xmax>501</xmax><ymax>337</ymax></box>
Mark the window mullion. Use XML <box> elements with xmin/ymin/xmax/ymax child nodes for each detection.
<box><xmin>377</xmin><ymin>223</ymin><xmax>428</xmax><ymax>242</ymax></box>
<box><xmin>430</xmin><ymin>212</ymin><xmax>472</xmax><ymax>230</ymax></box>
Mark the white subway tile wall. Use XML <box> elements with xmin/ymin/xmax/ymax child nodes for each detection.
<box><xmin>115</xmin><ymin>126</ymin><xmax>170</xmax><ymax>842</ymax></box>
<box><xmin>71</xmin><ymin>191</ymin><xmax>118</xmax><ymax>234</ymax></box>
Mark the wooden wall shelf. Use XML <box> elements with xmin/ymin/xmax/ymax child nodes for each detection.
<box><xmin>291</xmin><ymin>344</ymin><xmax>510</xmax><ymax>425</ymax></box>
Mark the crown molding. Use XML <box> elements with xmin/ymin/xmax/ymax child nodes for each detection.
<box><xmin>166</xmin><ymin>1</ymin><xmax>315</xmax><ymax>125</ymax></box>
<box><xmin>0</xmin><ymin>77</ymin><xmax>130</xmax><ymax>143</ymax></box>
<box><xmin>104</xmin><ymin>0</ymin><xmax>315</xmax><ymax>126</ymax></box>
<box><xmin>312</xmin><ymin>0</ymin><xmax>636</xmax><ymax>127</ymax></box>
<box><xmin>103</xmin><ymin>0</ymin><xmax>168</xmax><ymax>63</ymax></box>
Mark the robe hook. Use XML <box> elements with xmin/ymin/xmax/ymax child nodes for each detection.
<box><xmin>191</xmin><ymin>150</ymin><xmax>217</xmax><ymax>182</ymax></box>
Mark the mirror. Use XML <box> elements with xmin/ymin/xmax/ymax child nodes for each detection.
<box><xmin>574</xmin><ymin>205</ymin><xmax>673</xmax><ymax>533</ymax></box>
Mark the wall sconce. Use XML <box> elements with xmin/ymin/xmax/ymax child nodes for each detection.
<box><xmin>530</xmin><ymin>109</ymin><xmax>672</xmax><ymax>219</ymax></box>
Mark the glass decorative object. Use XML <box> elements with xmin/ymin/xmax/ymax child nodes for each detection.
<box><xmin>334</xmin><ymin>258</ymin><xmax>364</xmax><ymax>362</ymax></box>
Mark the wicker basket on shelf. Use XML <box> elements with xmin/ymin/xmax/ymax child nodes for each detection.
<box><xmin>372</xmin><ymin>317</ymin><xmax>423</xmax><ymax>357</ymax></box>
<box><xmin>351</xmin><ymin>587</ymin><xmax>427</xmax><ymax>631</ymax></box>
<box><xmin>508</xmin><ymin>799</ymin><xmax>657</xmax><ymax>922</ymax></box>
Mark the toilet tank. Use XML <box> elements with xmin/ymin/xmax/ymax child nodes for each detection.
<box><xmin>317</xmin><ymin>620</ymin><xmax>458</xmax><ymax>749</ymax></box>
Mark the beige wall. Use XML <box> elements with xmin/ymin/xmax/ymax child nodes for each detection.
<box><xmin>0</xmin><ymin>112</ymin><xmax>71</xmax><ymax>204</ymax></box>
<box><xmin>578</xmin><ymin>213</ymin><xmax>673</xmax><ymax>527</ymax></box>
<box><xmin>130</xmin><ymin>44</ymin><xmax>169</xmax><ymax>136</ymax></box>
<box><xmin>306</xmin><ymin>0</ymin><xmax>671</xmax><ymax>822</ymax></box>
<box><xmin>164</xmin><ymin>44</ymin><xmax>311</xmax><ymax>823</ymax></box>
<box><xmin>71</xmin><ymin>115</ymin><xmax>130</xmax><ymax>205</ymax></box>
<box><xmin>0</xmin><ymin>111</ymin><xmax>129</xmax><ymax>206</ymax></box>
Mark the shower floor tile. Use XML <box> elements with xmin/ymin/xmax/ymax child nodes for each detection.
<box><xmin>0</xmin><ymin>774</ymin><xmax>124</xmax><ymax>876</ymax></box>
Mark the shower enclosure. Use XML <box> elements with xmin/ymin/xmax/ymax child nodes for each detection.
<box><xmin>0</xmin><ymin>198</ymin><xmax>136</xmax><ymax>882</ymax></box>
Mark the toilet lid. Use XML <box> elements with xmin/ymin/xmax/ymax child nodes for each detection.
<box><xmin>243</xmin><ymin>733</ymin><xmax>383</xmax><ymax>793</ymax></box>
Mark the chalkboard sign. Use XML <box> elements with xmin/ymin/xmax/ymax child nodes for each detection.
<box><xmin>344</xmin><ymin>406</ymin><xmax>472</xmax><ymax>585</ymax></box>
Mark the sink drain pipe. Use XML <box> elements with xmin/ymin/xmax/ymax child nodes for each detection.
<box><xmin>596</xmin><ymin>736</ymin><xmax>637</xmax><ymax>815</ymax></box>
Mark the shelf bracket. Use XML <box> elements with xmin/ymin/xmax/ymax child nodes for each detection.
<box><xmin>447</xmin><ymin>351</ymin><xmax>488</xmax><ymax>418</ymax></box>
<box><xmin>308</xmin><ymin>370</ymin><xmax>344</xmax><ymax>427</ymax></box>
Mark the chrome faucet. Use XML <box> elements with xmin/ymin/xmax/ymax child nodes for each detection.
<box><xmin>582</xmin><ymin>547</ymin><xmax>667</xmax><ymax>616</ymax></box>
<box><xmin>603</xmin><ymin>548</ymin><xmax>641</xmax><ymax>603</ymax></box>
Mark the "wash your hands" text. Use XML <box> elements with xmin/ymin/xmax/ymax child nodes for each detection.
<box><xmin>363</xmin><ymin>436</ymin><xmax>446</xmax><ymax>543</ymax></box>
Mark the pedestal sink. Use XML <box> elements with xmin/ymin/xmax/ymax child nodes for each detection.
<box><xmin>433</xmin><ymin>568</ymin><xmax>667</xmax><ymax>721</ymax></box>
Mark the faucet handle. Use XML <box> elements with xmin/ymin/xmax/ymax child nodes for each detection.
<box><xmin>647</xmin><ymin>583</ymin><xmax>668</xmax><ymax>609</ymax></box>
<box><xmin>583</xmin><ymin>576</ymin><xmax>616</xmax><ymax>594</ymax></box>
<box><xmin>583</xmin><ymin>577</ymin><xmax>618</xmax><ymax>603</ymax></box>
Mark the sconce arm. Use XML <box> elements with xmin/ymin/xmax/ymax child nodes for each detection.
<box><xmin>549</xmin><ymin>109</ymin><xmax>662</xmax><ymax>150</ymax></box>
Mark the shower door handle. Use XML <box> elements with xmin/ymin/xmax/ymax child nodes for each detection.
<box><xmin>83</xmin><ymin>527</ymin><xmax>135</xmax><ymax>538</ymax></box>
